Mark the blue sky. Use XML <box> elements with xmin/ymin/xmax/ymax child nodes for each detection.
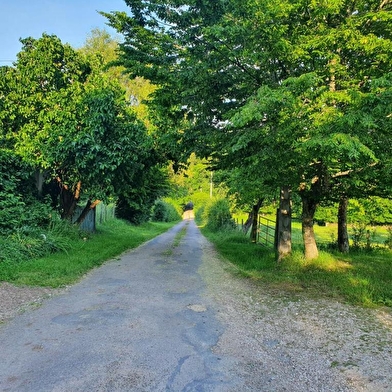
<box><xmin>0</xmin><ymin>0</ymin><xmax>130</xmax><ymax>65</ymax></box>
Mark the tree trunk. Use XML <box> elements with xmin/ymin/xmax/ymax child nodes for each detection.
<box><xmin>59</xmin><ymin>180</ymin><xmax>81</xmax><ymax>220</ymax></box>
<box><xmin>251</xmin><ymin>199</ymin><xmax>263</xmax><ymax>242</ymax></box>
<box><xmin>243</xmin><ymin>199</ymin><xmax>263</xmax><ymax>240</ymax></box>
<box><xmin>76</xmin><ymin>199</ymin><xmax>101</xmax><ymax>225</ymax></box>
<box><xmin>301</xmin><ymin>195</ymin><xmax>319</xmax><ymax>260</ymax></box>
<box><xmin>243</xmin><ymin>212</ymin><xmax>253</xmax><ymax>235</ymax></box>
<box><xmin>277</xmin><ymin>186</ymin><xmax>292</xmax><ymax>261</ymax></box>
<box><xmin>35</xmin><ymin>170</ymin><xmax>47</xmax><ymax>197</ymax></box>
<box><xmin>337</xmin><ymin>195</ymin><xmax>349</xmax><ymax>253</ymax></box>
<box><xmin>250</xmin><ymin>206</ymin><xmax>258</xmax><ymax>243</ymax></box>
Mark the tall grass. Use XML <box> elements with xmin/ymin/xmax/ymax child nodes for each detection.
<box><xmin>202</xmin><ymin>227</ymin><xmax>392</xmax><ymax>307</ymax></box>
<box><xmin>0</xmin><ymin>219</ymin><xmax>174</xmax><ymax>288</ymax></box>
<box><xmin>0</xmin><ymin>220</ymin><xmax>81</xmax><ymax>264</ymax></box>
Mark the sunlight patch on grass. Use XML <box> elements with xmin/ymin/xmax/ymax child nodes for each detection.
<box><xmin>202</xmin><ymin>226</ymin><xmax>392</xmax><ymax>308</ymax></box>
<box><xmin>307</xmin><ymin>255</ymin><xmax>353</xmax><ymax>272</ymax></box>
<box><xmin>349</xmin><ymin>276</ymin><xmax>370</xmax><ymax>288</ymax></box>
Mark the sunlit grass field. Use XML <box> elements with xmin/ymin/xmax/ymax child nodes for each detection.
<box><xmin>233</xmin><ymin>213</ymin><xmax>391</xmax><ymax>249</ymax></box>
<box><xmin>205</xmin><ymin>216</ymin><xmax>392</xmax><ymax>308</ymax></box>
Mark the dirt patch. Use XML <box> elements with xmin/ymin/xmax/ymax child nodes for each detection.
<box><xmin>0</xmin><ymin>282</ymin><xmax>62</xmax><ymax>324</ymax></box>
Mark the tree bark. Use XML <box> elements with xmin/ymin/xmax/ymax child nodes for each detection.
<box><xmin>301</xmin><ymin>194</ymin><xmax>319</xmax><ymax>260</ymax></box>
<box><xmin>250</xmin><ymin>205</ymin><xmax>258</xmax><ymax>243</ymax></box>
<box><xmin>75</xmin><ymin>199</ymin><xmax>101</xmax><ymax>225</ymax></box>
<box><xmin>250</xmin><ymin>199</ymin><xmax>263</xmax><ymax>242</ymax></box>
<box><xmin>59</xmin><ymin>180</ymin><xmax>81</xmax><ymax>220</ymax></box>
<box><xmin>277</xmin><ymin>186</ymin><xmax>292</xmax><ymax>261</ymax></box>
<box><xmin>337</xmin><ymin>195</ymin><xmax>349</xmax><ymax>253</ymax></box>
<box><xmin>243</xmin><ymin>212</ymin><xmax>253</xmax><ymax>235</ymax></box>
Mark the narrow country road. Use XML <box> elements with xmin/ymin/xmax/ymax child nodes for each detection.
<box><xmin>1</xmin><ymin>219</ymin><xmax>391</xmax><ymax>391</ymax></box>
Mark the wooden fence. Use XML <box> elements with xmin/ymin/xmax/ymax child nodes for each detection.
<box><xmin>96</xmin><ymin>203</ymin><xmax>116</xmax><ymax>224</ymax></box>
<box><xmin>72</xmin><ymin>203</ymin><xmax>116</xmax><ymax>233</ymax></box>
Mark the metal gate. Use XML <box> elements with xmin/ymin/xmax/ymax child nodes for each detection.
<box><xmin>257</xmin><ymin>216</ymin><xmax>276</xmax><ymax>248</ymax></box>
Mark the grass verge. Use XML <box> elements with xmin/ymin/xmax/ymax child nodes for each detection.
<box><xmin>201</xmin><ymin>227</ymin><xmax>392</xmax><ymax>308</ymax></box>
<box><xmin>0</xmin><ymin>219</ymin><xmax>176</xmax><ymax>288</ymax></box>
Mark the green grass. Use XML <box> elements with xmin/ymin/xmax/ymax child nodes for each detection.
<box><xmin>161</xmin><ymin>224</ymin><xmax>188</xmax><ymax>257</ymax></box>
<box><xmin>202</xmin><ymin>227</ymin><xmax>392</xmax><ymax>308</ymax></box>
<box><xmin>0</xmin><ymin>219</ymin><xmax>175</xmax><ymax>288</ymax></box>
<box><xmin>173</xmin><ymin>225</ymin><xmax>188</xmax><ymax>247</ymax></box>
<box><xmin>234</xmin><ymin>212</ymin><xmax>391</xmax><ymax>249</ymax></box>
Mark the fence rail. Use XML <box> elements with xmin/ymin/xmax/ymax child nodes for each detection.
<box><xmin>257</xmin><ymin>216</ymin><xmax>276</xmax><ymax>248</ymax></box>
<box><xmin>235</xmin><ymin>215</ymin><xmax>277</xmax><ymax>248</ymax></box>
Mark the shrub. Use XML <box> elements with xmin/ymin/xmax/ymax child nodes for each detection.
<box><xmin>116</xmin><ymin>195</ymin><xmax>152</xmax><ymax>225</ymax></box>
<box><xmin>163</xmin><ymin>197</ymin><xmax>183</xmax><ymax>217</ymax></box>
<box><xmin>195</xmin><ymin>204</ymin><xmax>207</xmax><ymax>226</ymax></box>
<box><xmin>206</xmin><ymin>199</ymin><xmax>236</xmax><ymax>232</ymax></box>
<box><xmin>0</xmin><ymin>149</ymin><xmax>53</xmax><ymax>234</ymax></box>
<box><xmin>152</xmin><ymin>200</ymin><xmax>167</xmax><ymax>222</ymax></box>
<box><xmin>151</xmin><ymin>200</ymin><xmax>181</xmax><ymax>222</ymax></box>
<box><xmin>351</xmin><ymin>223</ymin><xmax>377</xmax><ymax>250</ymax></box>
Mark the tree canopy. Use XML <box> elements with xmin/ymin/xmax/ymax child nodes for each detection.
<box><xmin>0</xmin><ymin>33</ymin><xmax>165</xmax><ymax>225</ymax></box>
<box><xmin>105</xmin><ymin>0</ymin><xmax>392</xmax><ymax>258</ymax></box>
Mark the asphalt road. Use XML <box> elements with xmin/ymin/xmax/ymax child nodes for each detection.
<box><xmin>1</xmin><ymin>219</ymin><xmax>391</xmax><ymax>391</ymax></box>
<box><xmin>0</xmin><ymin>220</ymin><xmax>241</xmax><ymax>391</ymax></box>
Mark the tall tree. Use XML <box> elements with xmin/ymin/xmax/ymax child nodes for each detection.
<box><xmin>79</xmin><ymin>29</ymin><xmax>170</xmax><ymax>222</ymax></box>
<box><xmin>79</xmin><ymin>28</ymin><xmax>156</xmax><ymax>125</ymax></box>
<box><xmin>0</xmin><ymin>34</ymin><xmax>157</xmax><ymax>224</ymax></box>
<box><xmin>105</xmin><ymin>0</ymin><xmax>392</xmax><ymax>258</ymax></box>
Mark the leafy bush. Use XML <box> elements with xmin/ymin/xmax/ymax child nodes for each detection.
<box><xmin>151</xmin><ymin>200</ymin><xmax>167</xmax><ymax>221</ymax></box>
<box><xmin>350</xmin><ymin>223</ymin><xmax>377</xmax><ymax>250</ymax></box>
<box><xmin>195</xmin><ymin>204</ymin><xmax>207</xmax><ymax>226</ymax></box>
<box><xmin>115</xmin><ymin>165</ymin><xmax>169</xmax><ymax>225</ymax></box>
<box><xmin>116</xmin><ymin>195</ymin><xmax>152</xmax><ymax>225</ymax></box>
<box><xmin>0</xmin><ymin>149</ymin><xmax>57</xmax><ymax>235</ymax></box>
<box><xmin>166</xmin><ymin>203</ymin><xmax>182</xmax><ymax>221</ymax></box>
<box><xmin>206</xmin><ymin>199</ymin><xmax>236</xmax><ymax>232</ymax></box>
<box><xmin>161</xmin><ymin>197</ymin><xmax>183</xmax><ymax>216</ymax></box>
<box><xmin>151</xmin><ymin>200</ymin><xmax>181</xmax><ymax>222</ymax></box>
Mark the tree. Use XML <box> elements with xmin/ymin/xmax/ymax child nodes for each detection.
<box><xmin>104</xmin><ymin>0</ymin><xmax>296</xmax><ymax>251</ymax></box>
<box><xmin>79</xmin><ymin>28</ymin><xmax>156</xmax><ymax>126</ymax></box>
<box><xmin>105</xmin><ymin>0</ymin><xmax>392</xmax><ymax>258</ymax></box>
<box><xmin>79</xmin><ymin>29</ymin><xmax>171</xmax><ymax>223</ymax></box>
<box><xmin>0</xmin><ymin>34</ymin><xmax>159</xmax><ymax>224</ymax></box>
